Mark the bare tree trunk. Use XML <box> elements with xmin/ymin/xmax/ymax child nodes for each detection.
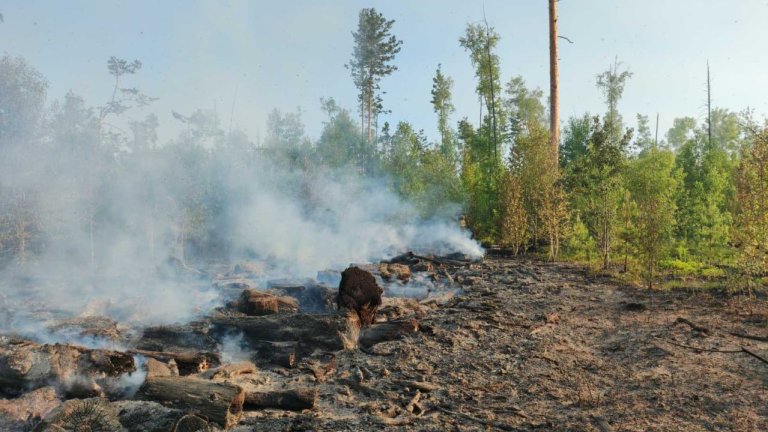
<box><xmin>707</xmin><ymin>60</ymin><xmax>712</xmax><ymax>148</ymax></box>
<box><xmin>549</xmin><ymin>0</ymin><xmax>560</xmax><ymax>161</ymax></box>
<box><xmin>647</xmin><ymin>255</ymin><xmax>653</xmax><ymax>290</ymax></box>
<box><xmin>483</xmin><ymin>20</ymin><xmax>498</xmax><ymax>160</ymax></box>
<box><xmin>367</xmin><ymin>91</ymin><xmax>373</xmax><ymax>146</ymax></box>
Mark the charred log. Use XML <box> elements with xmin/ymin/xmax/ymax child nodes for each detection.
<box><xmin>137</xmin><ymin>376</ymin><xmax>244</xmax><ymax>429</ymax></box>
<box><xmin>359</xmin><ymin>319</ymin><xmax>419</xmax><ymax>348</ymax></box>
<box><xmin>0</xmin><ymin>337</ymin><xmax>135</xmax><ymax>396</ymax></box>
<box><xmin>250</xmin><ymin>341</ymin><xmax>299</xmax><ymax>368</ymax></box>
<box><xmin>130</xmin><ymin>349</ymin><xmax>220</xmax><ymax>376</ymax></box>
<box><xmin>211</xmin><ymin>312</ymin><xmax>360</xmax><ymax>351</ymax></box>
<box><xmin>232</xmin><ymin>289</ymin><xmax>299</xmax><ymax>316</ymax></box>
<box><xmin>136</xmin><ymin>321</ymin><xmax>217</xmax><ymax>353</ymax></box>
<box><xmin>244</xmin><ymin>388</ymin><xmax>317</xmax><ymax>411</ymax></box>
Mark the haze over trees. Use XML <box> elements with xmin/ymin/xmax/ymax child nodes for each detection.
<box><xmin>0</xmin><ymin>6</ymin><xmax>767</xmax><ymax>292</ymax></box>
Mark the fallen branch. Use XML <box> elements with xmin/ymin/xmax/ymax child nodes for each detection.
<box><xmin>741</xmin><ymin>347</ymin><xmax>768</xmax><ymax>365</ymax></box>
<box><xmin>666</xmin><ymin>340</ymin><xmax>768</xmax><ymax>366</ymax></box>
<box><xmin>665</xmin><ymin>340</ymin><xmax>741</xmax><ymax>353</ymax></box>
<box><xmin>729</xmin><ymin>331</ymin><xmax>768</xmax><ymax>343</ymax></box>
<box><xmin>674</xmin><ymin>317</ymin><xmax>711</xmax><ymax>335</ymax></box>
<box><xmin>435</xmin><ymin>406</ymin><xmax>521</xmax><ymax>431</ymax></box>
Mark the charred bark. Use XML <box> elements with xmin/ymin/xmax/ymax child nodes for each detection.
<box><xmin>244</xmin><ymin>388</ymin><xmax>317</xmax><ymax>411</ymax></box>
<box><xmin>338</xmin><ymin>267</ymin><xmax>382</xmax><ymax>327</ymax></box>
<box><xmin>0</xmin><ymin>337</ymin><xmax>135</xmax><ymax>396</ymax></box>
<box><xmin>232</xmin><ymin>289</ymin><xmax>299</xmax><ymax>316</ymax></box>
<box><xmin>250</xmin><ymin>341</ymin><xmax>299</xmax><ymax>368</ymax></box>
<box><xmin>211</xmin><ymin>312</ymin><xmax>360</xmax><ymax>351</ymax></box>
<box><xmin>137</xmin><ymin>376</ymin><xmax>244</xmax><ymax>429</ymax></box>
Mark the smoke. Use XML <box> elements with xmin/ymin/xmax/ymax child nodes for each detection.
<box><xmin>228</xmin><ymin>165</ymin><xmax>482</xmax><ymax>277</ymax></box>
<box><xmin>217</xmin><ymin>332</ymin><xmax>250</xmax><ymax>364</ymax></box>
<box><xmin>0</xmin><ymin>58</ymin><xmax>483</xmax><ymax>339</ymax></box>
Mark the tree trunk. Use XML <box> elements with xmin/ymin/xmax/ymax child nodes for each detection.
<box><xmin>549</xmin><ymin>0</ymin><xmax>560</xmax><ymax>161</ymax></box>
<box><xmin>367</xmin><ymin>89</ymin><xmax>373</xmax><ymax>146</ymax></box>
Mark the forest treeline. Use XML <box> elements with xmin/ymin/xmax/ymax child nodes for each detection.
<box><xmin>1</xmin><ymin>8</ymin><xmax>768</xmax><ymax>290</ymax></box>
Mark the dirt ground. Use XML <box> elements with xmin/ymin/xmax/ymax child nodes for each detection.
<box><xmin>238</xmin><ymin>255</ymin><xmax>768</xmax><ymax>431</ymax></box>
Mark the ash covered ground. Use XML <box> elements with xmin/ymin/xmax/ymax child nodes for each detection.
<box><xmin>1</xmin><ymin>252</ymin><xmax>767</xmax><ymax>431</ymax></box>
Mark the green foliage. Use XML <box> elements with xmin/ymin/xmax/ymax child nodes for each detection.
<box><xmin>560</xmin><ymin>114</ymin><xmax>591</xmax><ymax>167</ymax></box>
<box><xmin>316</xmin><ymin>98</ymin><xmax>364</xmax><ymax>169</ymax></box>
<box><xmin>626</xmin><ymin>146</ymin><xmax>680</xmax><ymax>288</ymax></box>
<box><xmin>564</xmin><ymin>213</ymin><xmax>596</xmax><ymax>262</ymax></box>
<box><xmin>565</xmin><ymin>116</ymin><xmax>632</xmax><ymax>268</ymax></box>
<box><xmin>673</xmin><ymin>113</ymin><xmax>736</xmax><ymax>264</ymax></box>
<box><xmin>596</xmin><ymin>59</ymin><xmax>633</xmax><ymax>139</ymax></box>
<box><xmin>0</xmin><ymin>55</ymin><xmax>48</xmax><ymax>142</ymax></box>
<box><xmin>379</xmin><ymin>122</ymin><xmax>463</xmax><ymax>218</ymax></box>
<box><xmin>499</xmin><ymin>169</ymin><xmax>527</xmax><ymax>254</ymax></box>
<box><xmin>734</xmin><ymin>128</ymin><xmax>768</xmax><ymax>290</ymax></box>
<box><xmin>431</xmin><ymin>65</ymin><xmax>457</xmax><ymax>162</ymax></box>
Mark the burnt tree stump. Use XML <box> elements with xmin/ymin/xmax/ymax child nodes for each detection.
<box><xmin>338</xmin><ymin>267</ymin><xmax>383</xmax><ymax>327</ymax></box>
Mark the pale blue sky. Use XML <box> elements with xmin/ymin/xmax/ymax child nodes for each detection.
<box><xmin>2</xmin><ymin>0</ymin><xmax>767</xmax><ymax>144</ymax></box>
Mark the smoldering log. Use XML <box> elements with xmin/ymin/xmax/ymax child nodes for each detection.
<box><xmin>211</xmin><ymin>312</ymin><xmax>360</xmax><ymax>351</ymax></box>
<box><xmin>46</xmin><ymin>316</ymin><xmax>123</xmax><ymax>342</ymax></box>
<box><xmin>0</xmin><ymin>337</ymin><xmax>135</xmax><ymax>395</ymax></box>
<box><xmin>233</xmin><ymin>289</ymin><xmax>299</xmax><ymax>316</ymax></box>
<box><xmin>250</xmin><ymin>341</ymin><xmax>299</xmax><ymax>368</ymax></box>
<box><xmin>338</xmin><ymin>267</ymin><xmax>383</xmax><ymax>327</ymax></box>
<box><xmin>130</xmin><ymin>349</ymin><xmax>221</xmax><ymax>376</ymax></box>
<box><xmin>244</xmin><ymin>387</ymin><xmax>317</xmax><ymax>411</ymax></box>
<box><xmin>137</xmin><ymin>321</ymin><xmax>218</xmax><ymax>353</ymax></box>
<box><xmin>359</xmin><ymin>319</ymin><xmax>419</xmax><ymax>348</ymax></box>
<box><xmin>137</xmin><ymin>376</ymin><xmax>244</xmax><ymax>429</ymax></box>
